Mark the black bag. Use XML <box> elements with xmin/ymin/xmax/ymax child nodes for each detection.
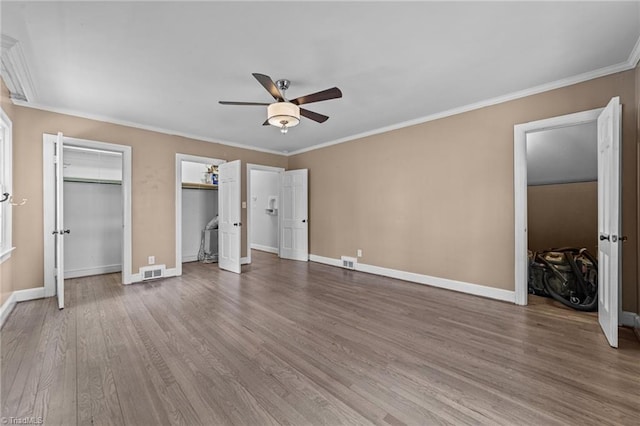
<box><xmin>528</xmin><ymin>248</ymin><xmax>598</xmax><ymax>311</ymax></box>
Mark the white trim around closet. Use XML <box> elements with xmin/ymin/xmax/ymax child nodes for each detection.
<box><xmin>43</xmin><ymin>134</ymin><xmax>133</xmax><ymax>294</ymax></box>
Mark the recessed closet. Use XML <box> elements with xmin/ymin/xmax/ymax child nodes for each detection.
<box><xmin>181</xmin><ymin>160</ymin><xmax>219</xmax><ymax>263</ymax></box>
<box><xmin>63</xmin><ymin>146</ymin><xmax>123</xmax><ymax>278</ymax></box>
<box><xmin>526</xmin><ymin>121</ymin><xmax>598</xmax><ymax>312</ymax></box>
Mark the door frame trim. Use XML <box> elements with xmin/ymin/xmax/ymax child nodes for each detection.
<box><xmin>246</xmin><ymin>163</ymin><xmax>285</xmax><ymax>265</ymax></box>
<box><xmin>43</xmin><ymin>133</ymin><xmax>133</xmax><ymax>294</ymax></box>
<box><xmin>175</xmin><ymin>153</ymin><xmax>225</xmax><ymax>277</ymax></box>
<box><xmin>513</xmin><ymin>108</ymin><xmax>602</xmax><ymax>306</ymax></box>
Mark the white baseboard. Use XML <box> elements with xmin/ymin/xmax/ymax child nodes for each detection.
<box><xmin>621</xmin><ymin>311</ymin><xmax>640</xmax><ymax>328</ymax></box>
<box><xmin>241</xmin><ymin>257</ymin><xmax>250</xmax><ymax>265</ymax></box>
<box><xmin>64</xmin><ymin>264</ymin><xmax>122</xmax><ymax>279</ymax></box>
<box><xmin>309</xmin><ymin>254</ymin><xmax>516</xmax><ymax>303</ymax></box>
<box><xmin>15</xmin><ymin>287</ymin><xmax>46</xmax><ymax>302</ymax></box>
<box><xmin>0</xmin><ymin>292</ymin><xmax>17</xmax><ymax>329</ymax></box>
<box><xmin>182</xmin><ymin>254</ymin><xmax>198</xmax><ymax>263</ymax></box>
<box><xmin>621</xmin><ymin>311</ymin><xmax>640</xmax><ymax>341</ymax></box>
<box><xmin>251</xmin><ymin>244</ymin><xmax>278</xmax><ymax>254</ymax></box>
<box><xmin>0</xmin><ymin>287</ymin><xmax>46</xmax><ymax>329</ymax></box>
<box><xmin>309</xmin><ymin>254</ymin><xmax>342</xmax><ymax>267</ymax></box>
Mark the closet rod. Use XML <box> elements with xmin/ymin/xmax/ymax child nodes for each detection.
<box><xmin>64</xmin><ymin>177</ymin><xmax>122</xmax><ymax>185</ymax></box>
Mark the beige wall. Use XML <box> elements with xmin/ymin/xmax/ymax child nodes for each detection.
<box><xmin>527</xmin><ymin>182</ymin><xmax>597</xmax><ymax>253</ymax></box>
<box><xmin>8</xmin><ymin>104</ymin><xmax>286</xmax><ymax>292</ymax></box>
<box><xmin>289</xmin><ymin>70</ymin><xmax>638</xmax><ymax>313</ymax></box>
<box><xmin>2</xmin><ymin>67</ymin><xmax>639</xmax><ymax>315</ymax></box>
<box><xmin>1</xmin><ymin>81</ymin><xmax>15</xmax><ymax>305</ymax></box>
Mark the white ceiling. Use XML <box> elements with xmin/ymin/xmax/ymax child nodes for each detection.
<box><xmin>2</xmin><ymin>1</ymin><xmax>639</xmax><ymax>154</ymax></box>
<box><xmin>526</xmin><ymin>121</ymin><xmax>597</xmax><ymax>186</ymax></box>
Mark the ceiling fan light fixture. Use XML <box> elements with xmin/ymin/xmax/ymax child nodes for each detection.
<box><xmin>267</xmin><ymin>102</ymin><xmax>300</xmax><ymax>130</ymax></box>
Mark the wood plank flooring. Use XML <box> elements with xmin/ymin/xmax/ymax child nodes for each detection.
<box><xmin>2</xmin><ymin>251</ymin><xmax>639</xmax><ymax>425</ymax></box>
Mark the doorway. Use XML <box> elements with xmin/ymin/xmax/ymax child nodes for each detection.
<box><xmin>174</xmin><ymin>154</ymin><xmax>225</xmax><ymax>277</ymax></box>
<box><xmin>526</xmin><ymin>121</ymin><xmax>599</xmax><ymax>311</ymax></box>
<box><xmin>63</xmin><ymin>145</ymin><xmax>124</xmax><ymax>278</ymax></box>
<box><xmin>246</xmin><ymin>163</ymin><xmax>284</xmax><ymax>263</ymax></box>
<box><xmin>43</xmin><ymin>133</ymin><xmax>133</xmax><ymax>303</ymax></box>
<box><xmin>514</xmin><ymin>98</ymin><xmax>622</xmax><ymax>347</ymax></box>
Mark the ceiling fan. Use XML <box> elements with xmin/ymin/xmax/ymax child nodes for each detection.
<box><xmin>219</xmin><ymin>73</ymin><xmax>342</xmax><ymax>134</ymax></box>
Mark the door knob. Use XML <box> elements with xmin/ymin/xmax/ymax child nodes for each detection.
<box><xmin>600</xmin><ymin>234</ymin><xmax>610</xmax><ymax>241</ymax></box>
<box><xmin>620</xmin><ymin>236</ymin><xmax>628</xmax><ymax>242</ymax></box>
<box><xmin>302</xmin><ymin>219</ymin><xmax>306</xmax><ymax>223</ymax></box>
<box><xmin>63</xmin><ymin>229</ymin><xmax>70</xmax><ymax>234</ymax></box>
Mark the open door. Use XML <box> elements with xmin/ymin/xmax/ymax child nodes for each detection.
<box><xmin>218</xmin><ymin>160</ymin><xmax>241</xmax><ymax>274</ymax></box>
<box><xmin>597</xmin><ymin>97</ymin><xmax>621</xmax><ymax>348</ymax></box>
<box><xmin>54</xmin><ymin>132</ymin><xmax>66</xmax><ymax>309</ymax></box>
<box><xmin>280</xmin><ymin>169</ymin><xmax>308</xmax><ymax>261</ymax></box>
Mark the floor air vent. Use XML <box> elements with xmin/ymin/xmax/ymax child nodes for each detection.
<box><xmin>341</xmin><ymin>256</ymin><xmax>357</xmax><ymax>270</ymax></box>
<box><xmin>140</xmin><ymin>265</ymin><xmax>166</xmax><ymax>281</ymax></box>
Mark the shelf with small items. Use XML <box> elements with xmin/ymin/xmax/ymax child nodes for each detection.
<box><xmin>182</xmin><ymin>182</ymin><xmax>218</xmax><ymax>190</ymax></box>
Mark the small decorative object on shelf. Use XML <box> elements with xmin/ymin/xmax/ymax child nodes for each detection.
<box><xmin>203</xmin><ymin>165</ymin><xmax>219</xmax><ymax>185</ymax></box>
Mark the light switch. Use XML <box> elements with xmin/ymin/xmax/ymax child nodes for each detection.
<box><xmin>242</xmin><ymin>201</ymin><xmax>247</xmax><ymax>209</ymax></box>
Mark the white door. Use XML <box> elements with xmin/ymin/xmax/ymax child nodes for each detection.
<box><xmin>54</xmin><ymin>132</ymin><xmax>66</xmax><ymax>309</ymax></box>
<box><xmin>597</xmin><ymin>97</ymin><xmax>621</xmax><ymax>348</ymax></box>
<box><xmin>218</xmin><ymin>160</ymin><xmax>241</xmax><ymax>274</ymax></box>
<box><xmin>280</xmin><ymin>169</ymin><xmax>308</xmax><ymax>261</ymax></box>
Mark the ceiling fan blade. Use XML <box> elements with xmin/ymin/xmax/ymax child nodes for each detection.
<box><xmin>219</xmin><ymin>101</ymin><xmax>270</xmax><ymax>106</ymax></box>
<box><xmin>252</xmin><ymin>73</ymin><xmax>284</xmax><ymax>101</ymax></box>
<box><xmin>289</xmin><ymin>87</ymin><xmax>342</xmax><ymax>106</ymax></box>
<box><xmin>300</xmin><ymin>108</ymin><xmax>329</xmax><ymax>123</ymax></box>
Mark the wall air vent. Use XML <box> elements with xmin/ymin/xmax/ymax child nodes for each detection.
<box><xmin>341</xmin><ymin>256</ymin><xmax>357</xmax><ymax>270</ymax></box>
<box><xmin>139</xmin><ymin>265</ymin><xmax>166</xmax><ymax>281</ymax></box>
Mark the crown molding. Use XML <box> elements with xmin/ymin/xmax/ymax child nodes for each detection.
<box><xmin>628</xmin><ymin>33</ymin><xmax>640</xmax><ymax>68</ymax></box>
<box><xmin>1</xmin><ymin>35</ymin><xmax>37</xmax><ymax>102</ymax></box>
<box><xmin>11</xmin><ymin>100</ymin><xmax>286</xmax><ymax>156</ymax></box>
<box><xmin>287</xmin><ymin>47</ymin><xmax>640</xmax><ymax>156</ymax></box>
<box><xmin>7</xmin><ymin>31</ymin><xmax>640</xmax><ymax>158</ymax></box>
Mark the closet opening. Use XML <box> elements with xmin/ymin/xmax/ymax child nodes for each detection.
<box><xmin>43</xmin><ymin>133</ymin><xmax>133</xmax><ymax>306</ymax></box>
<box><xmin>516</xmin><ymin>99</ymin><xmax>623</xmax><ymax>347</ymax></box>
<box><xmin>63</xmin><ymin>146</ymin><xmax>124</xmax><ymax>278</ymax></box>
<box><xmin>526</xmin><ymin>121</ymin><xmax>599</xmax><ymax>314</ymax></box>
<box><xmin>175</xmin><ymin>154</ymin><xmax>225</xmax><ymax>277</ymax></box>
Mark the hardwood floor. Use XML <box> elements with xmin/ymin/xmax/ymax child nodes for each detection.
<box><xmin>2</xmin><ymin>251</ymin><xmax>639</xmax><ymax>426</ymax></box>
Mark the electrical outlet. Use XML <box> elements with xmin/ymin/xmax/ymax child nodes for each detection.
<box><xmin>148</xmin><ymin>256</ymin><xmax>155</xmax><ymax>265</ymax></box>
<box><xmin>357</xmin><ymin>249</ymin><xmax>362</xmax><ymax>257</ymax></box>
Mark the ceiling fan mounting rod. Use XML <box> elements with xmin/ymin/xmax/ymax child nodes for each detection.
<box><xmin>276</xmin><ymin>79</ymin><xmax>290</xmax><ymax>100</ymax></box>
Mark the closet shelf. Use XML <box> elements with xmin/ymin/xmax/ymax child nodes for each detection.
<box><xmin>64</xmin><ymin>177</ymin><xmax>122</xmax><ymax>185</ymax></box>
<box><xmin>182</xmin><ymin>182</ymin><xmax>218</xmax><ymax>190</ymax></box>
